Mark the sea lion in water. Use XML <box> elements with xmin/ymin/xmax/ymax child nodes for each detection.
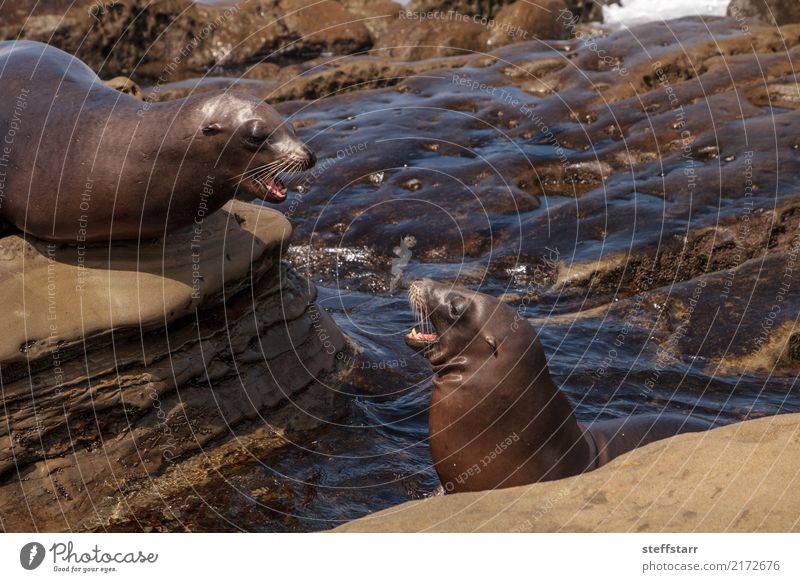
<box><xmin>0</xmin><ymin>41</ymin><xmax>315</xmax><ymax>243</ymax></box>
<box><xmin>405</xmin><ymin>279</ymin><xmax>712</xmax><ymax>493</ymax></box>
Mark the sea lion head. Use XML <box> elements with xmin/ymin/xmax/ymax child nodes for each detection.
<box><xmin>404</xmin><ymin>278</ymin><xmax>543</xmax><ymax>373</ymax></box>
<box><xmin>405</xmin><ymin>279</ymin><xmax>600</xmax><ymax>491</ymax></box>
<box><xmin>194</xmin><ymin>91</ymin><xmax>316</xmax><ymax>203</ymax></box>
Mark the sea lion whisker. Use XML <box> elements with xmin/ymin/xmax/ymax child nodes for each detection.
<box><xmin>233</xmin><ymin>163</ymin><xmax>283</xmax><ymax>182</ymax></box>
<box><xmin>275</xmin><ymin>161</ymin><xmax>296</xmax><ymax>176</ymax></box>
<box><xmin>233</xmin><ymin>157</ymin><xmax>293</xmax><ymax>182</ymax></box>
<box><xmin>282</xmin><ymin>158</ymin><xmax>308</xmax><ymax>174</ymax></box>
<box><xmin>253</xmin><ymin>167</ymin><xmax>280</xmax><ymax>181</ymax></box>
<box><xmin>257</xmin><ymin>159</ymin><xmax>293</xmax><ymax>180</ymax></box>
<box><xmin>230</xmin><ymin>167</ymin><xmax>266</xmax><ymax>182</ymax></box>
<box><xmin>407</xmin><ymin>287</ymin><xmax>436</xmax><ymax>342</ymax></box>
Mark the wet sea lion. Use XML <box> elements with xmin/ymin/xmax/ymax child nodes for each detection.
<box><xmin>0</xmin><ymin>41</ymin><xmax>315</xmax><ymax>243</ymax></box>
<box><xmin>405</xmin><ymin>279</ymin><xmax>712</xmax><ymax>493</ymax></box>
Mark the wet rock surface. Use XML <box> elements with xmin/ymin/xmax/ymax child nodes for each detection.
<box><xmin>407</xmin><ymin>0</ymin><xmax>516</xmax><ymax>17</ymax></box>
<box><xmin>0</xmin><ymin>201</ymin><xmax>349</xmax><ymax>531</ymax></box>
<box><xmin>408</xmin><ymin>0</ymin><xmax>608</xmax><ymax>22</ymax></box>
<box><xmin>276</xmin><ymin>16</ymin><xmax>800</xmax><ymax>376</ymax></box>
<box><xmin>0</xmin><ymin>0</ymin><xmax>372</xmax><ymax>78</ymax></box>
<box><xmin>485</xmin><ymin>0</ymin><xmax>572</xmax><ymax>48</ymax></box>
<box><xmin>339</xmin><ymin>0</ymin><xmax>404</xmax><ymax>39</ymax></box>
<box><xmin>335</xmin><ymin>413</ymin><xmax>800</xmax><ymax>532</ymax></box>
<box><xmin>372</xmin><ymin>12</ymin><xmax>487</xmax><ymax>60</ymax></box>
<box><xmin>143</xmin><ymin>53</ymin><xmax>481</xmax><ymax>102</ymax></box>
<box><xmin>0</xmin><ymin>0</ymin><xmax>592</xmax><ymax>80</ymax></box>
<box><xmin>727</xmin><ymin>0</ymin><xmax>800</xmax><ymax>26</ymax></box>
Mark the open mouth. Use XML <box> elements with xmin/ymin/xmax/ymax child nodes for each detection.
<box><xmin>243</xmin><ymin>150</ymin><xmax>316</xmax><ymax>204</ymax></box>
<box><xmin>254</xmin><ymin>172</ymin><xmax>287</xmax><ymax>203</ymax></box>
<box><xmin>405</xmin><ymin>283</ymin><xmax>439</xmax><ymax>351</ymax></box>
<box><xmin>405</xmin><ymin>326</ymin><xmax>439</xmax><ymax>350</ymax></box>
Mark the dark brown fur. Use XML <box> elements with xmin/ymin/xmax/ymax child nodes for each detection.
<box><xmin>406</xmin><ymin>279</ymin><xmax>712</xmax><ymax>493</ymax></box>
<box><xmin>0</xmin><ymin>41</ymin><xmax>314</xmax><ymax>242</ymax></box>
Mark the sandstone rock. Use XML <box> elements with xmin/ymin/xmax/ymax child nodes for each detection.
<box><xmin>407</xmin><ymin>0</ymin><xmax>515</xmax><ymax>18</ymax></box>
<box><xmin>387</xmin><ymin>0</ymin><xmax>574</xmax><ymax>57</ymax></box>
<box><xmin>408</xmin><ymin>0</ymin><xmax>608</xmax><ymax>21</ymax></box>
<box><xmin>483</xmin><ymin>0</ymin><xmax>570</xmax><ymax>48</ymax></box>
<box><xmin>0</xmin><ymin>0</ymin><xmax>372</xmax><ymax>78</ymax></box>
<box><xmin>727</xmin><ymin>0</ymin><xmax>800</xmax><ymax>26</ymax></box>
<box><xmin>143</xmin><ymin>76</ymin><xmax>281</xmax><ymax>103</ymax></box>
<box><xmin>339</xmin><ymin>0</ymin><xmax>404</xmax><ymax>39</ymax></box>
<box><xmin>145</xmin><ymin>53</ymin><xmax>483</xmax><ymax>102</ymax></box>
<box><xmin>0</xmin><ymin>200</ymin><xmax>350</xmax><ymax>531</ymax></box>
<box><xmin>335</xmin><ymin>414</ymin><xmax>800</xmax><ymax>532</ymax></box>
<box><xmin>371</xmin><ymin>14</ymin><xmax>486</xmax><ymax>60</ymax></box>
<box><xmin>568</xmin><ymin>0</ymin><xmax>617</xmax><ymax>23</ymax></box>
<box><xmin>104</xmin><ymin>76</ymin><xmax>145</xmax><ymax>99</ymax></box>
<box><xmin>278</xmin><ymin>0</ymin><xmax>373</xmax><ymax>57</ymax></box>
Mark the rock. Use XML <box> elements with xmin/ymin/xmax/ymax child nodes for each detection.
<box><xmin>483</xmin><ymin>0</ymin><xmax>570</xmax><ymax>48</ymax></box>
<box><xmin>407</xmin><ymin>0</ymin><xmax>514</xmax><ymax>18</ymax></box>
<box><xmin>339</xmin><ymin>0</ymin><xmax>404</xmax><ymax>39</ymax></box>
<box><xmin>0</xmin><ymin>200</ymin><xmax>350</xmax><ymax>531</ymax></box>
<box><xmin>384</xmin><ymin>0</ymin><xmax>574</xmax><ymax>57</ymax></box>
<box><xmin>143</xmin><ymin>76</ymin><xmax>282</xmax><ymax>103</ymax></box>
<box><xmin>143</xmin><ymin>53</ymin><xmax>483</xmax><ymax>103</ymax></box>
<box><xmin>335</xmin><ymin>414</ymin><xmax>800</xmax><ymax>531</ymax></box>
<box><xmin>104</xmin><ymin>75</ymin><xmax>144</xmax><ymax>99</ymax></box>
<box><xmin>407</xmin><ymin>0</ymin><xmax>608</xmax><ymax>22</ymax></box>
<box><xmin>0</xmin><ymin>0</ymin><xmax>372</xmax><ymax>78</ymax></box>
<box><xmin>275</xmin><ymin>16</ymin><xmax>800</xmax><ymax>375</ymax></box>
<box><xmin>568</xmin><ymin>0</ymin><xmax>616</xmax><ymax>23</ymax></box>
<box><xmin>727</xmin><ymin>0</ymin><xmax>800</xmax><ymax>26</ymax></box>
<box><xmin>278</xmin><ymin>0</ymin><xmax>373</xmax><ymax>57</ymax></box>
<box><xmin>372</xmin><ymin>13</ymin><xmax>486</xmax><ymax>60</ymax></box>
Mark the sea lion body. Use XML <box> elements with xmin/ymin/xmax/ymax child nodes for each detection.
<box><xmin>405</xmin><ymin>279</ymin><xmax>712</xmax><ymax>493</ymax></box>
<box><xmin>0</xmin><ymin>41</ymin><xmax>314</xmax><ymax>242</ymax></box>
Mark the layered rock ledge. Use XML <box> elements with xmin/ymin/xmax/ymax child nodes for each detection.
<box><xmin>335</xmin><ymin>413</ymin><xmax>800</xmax><ymax>532</ymax></box>
<box><xmin>0</xmin><ymin>200</ymin><xmax>348</xmax><ymax>532</ymax></box>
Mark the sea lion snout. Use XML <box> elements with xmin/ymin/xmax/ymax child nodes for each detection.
<box><xmin>406</xmin><ymin>279</ymin><xmax>439</xmax><ymax>351</ymax></box>
<box><xmin>406</xmin><ymin>279</ymin><xmax>491</xmax><ymax>358</ymax></box>
<box><xmin>271</xmin><ymin>135</ymin><xmax>317</xmax><ymax>170</ymax></box>
<box><xmin>194</xmin><ymin>95</ymin><xmax>318</xmax><ymax>204</ymax></box>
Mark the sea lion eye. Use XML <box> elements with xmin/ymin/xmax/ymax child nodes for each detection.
<box><xmin>202</xmin><ymin>123</ymin><xmax>221</xmax><ymax>136</ymax></box>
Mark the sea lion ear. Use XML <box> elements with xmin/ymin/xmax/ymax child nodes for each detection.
<box><xmin>202</xmin><ymin>123</ymin><xmax>221</xmax><ymax>136</ymax></box>
<box><xmin>485</xmin><ymin>335</ymin><xmax>498</xmax><ymax>355</ymax></box>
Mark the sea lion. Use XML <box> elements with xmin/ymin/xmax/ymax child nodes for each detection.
<box><xmin>405</xmin><ymin>279</ymin><xmax>713</xmax><ymax>493</ymax></box>
<box><xmin>0</xmin><ymin>41</ymin><xmax>315</xmax><ymax>243</ymax></box>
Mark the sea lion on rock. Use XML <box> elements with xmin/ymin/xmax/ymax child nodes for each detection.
<box><xmin>0</xmin><ymin>41</ymin><xmax>315</xmax><ymax>243</ymax></box>
<box><xmin>405</xmin><ymin>279</ymin><xmax>713</xmax><ymax>493</ymax></box>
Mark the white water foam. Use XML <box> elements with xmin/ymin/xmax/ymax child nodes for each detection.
<box><xmin>397</xmin><ymin>0</ymin><xmax>729</xmax><ymax>26</ymax></box>
<box><xmin>603</xmin><ymin>0</ymin><xmax>730</xmax><ymax>27</ymax></box>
